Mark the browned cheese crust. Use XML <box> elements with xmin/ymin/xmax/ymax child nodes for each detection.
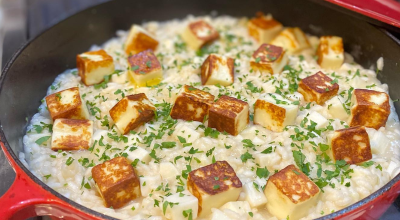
<box><xmin>250</xmin><ymin>43</ymin><xmax>285</xmax><ymax>74</ymax></box>
<box><xmin>170</xmin><ymin>85</ymin><xmax>215</xmax><ymax>122</ymax></box>
<box><xmin>109</xmin><ymin>93</ymin><xmax>155</xmax><ymax>134</ymax></box>
<box><xmin>254</xmin><ymin>98</ymin><xmax>285</xmax><ymax>129</ymax></box>
<box><xmin>331</xmin><ymin>126</ymin><xmax>372</xmax><ymax>164</ymax></box>
<box><xmin>125</xmin><ymin>32</ymin><xmax>158</xmax><ymax>55</ymax></box>
<box><xmin>268</xmin><ymin>164</ymin><xmax>320</xmax><ymax>204</ymax></box>
<box><xmin>298</xmin><ymin>71</ymin><xmax>339</xmax><ymax>105</ymax></box>
<box><xmin>76</xmin><ymin>49</ymin><xmax>114</xmax><ymax>86</ymax></box>
<box><xmin>208</xmin><ymin>95</ymin><xmax>249</xmax><ymax>136</ymax></box>
<box><xmin>189</xmin><ymin>20</ymin><xmax>219</xmax><ymax>46</ymax></box>
<box><xmin>317</xmin><ymin>36</ymin><xmax>344</xmax><ymax>65</ymax></box>
<box><xmin>201</xmin><ymin>54</ymin><xmax>235</xmax><ymax>85</ymax></box>
<box><xmin>248</xmin><ymin>13</ymin><xmax>282</xmax><ymax>42</ymax></box>
<box><xmin>45</xmin><ymin>87</ymin><xmax>85</xmax><ymax>120</ymax></box>
<box><xmin>127</xmin><ymin>49</ymin><xmax>161</xmax><ymax>76</ymax></box>
<box><xmin>349</xmin><ymin>89</ymin><xmax>390</xmax><ymax>129</ymax></box>
<box><xmin>51</xmin><ymin>119</ymin><xmax>92</xmax><ymax>151</ymax></box>
<box><xmin>91</xmin><ymin>157</ymin><xmax>141</xmax><ymax>209</ymax></box>
<box><xmin>187</xmin><ymin>161</ymin><xmax>242</xmax><ymax>214</ymax></box>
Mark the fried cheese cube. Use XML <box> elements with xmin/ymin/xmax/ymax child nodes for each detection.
<box><xmin>109</xmin><ymin>93</ymin><xmax>155</xmax><ymax>135</ymax></box>
<box><xmin>181</xmin><ymin>20</ymin><xmax>219</xmax><ymax>50</ymax></box>
<box><xmin>76</xmin><ymin>49</ymin><xmax>115</xmax><ymax>86</ymax></box>
<box><xmin>348</xmin><ymin>89</ymin><xmax>390</xmax><ymax>129</ymax></box>
<box><xmin>264</xmin><ymin>164</ymin><xmax>320</xmax><ymax>220</ymax></box>
<box><xmin>163</xmin><ymin>191</ymin><xmax>199</xmax><ymax>220</ymax></box>
<box><xmin>248</xmin><ymin>14</ymin><xmax>283</xmax><ymax>43</ymax></box>
<box><xmin>270</xmin><ymin>27</ymin><xmax>310</xmax><ymax>54</ymax></box>
<box><xmin>317</xmin><ymin>36</ymin><xmax>344</xmax><ymax>70</ymax></box>
<box><xmin>127</xmin><ymin>49</ymin><xmax>163</xmax><ymax>87</ymax></box>
<box><xmin>250</xmin><ymin>43</ymin><xmax>288</xmax><ymax>74</ymax></box>
<box><xmin>187</xmin><ymin>161</ymin><xmax>242</xmax><ymax>217</ymax></box>
<box><xmin>328</xmin><ymin>126</ymin><xmax>372</xmax><ymax>164</ymax></box>
<box><xmin>125</xmin><ymin>25</ymin><xmax>159</xmax><ymax>55</ymax></box>
<box><xmin>91</xmin><ymin>157</ymin><xmax>141</xmax><ymax>209</ymax></box>
<box><xmin>208</xmin><ymin>95</ymin><xmax>249</xmax><ymax>136</ymax></box>
<box><xmin>298</xmin><ymin>71</ymin><xmax>339</xmax><ymax>105</ymax></box>
<box><xmin>254</xmin><ymin>93</ymin><xmax>298</xmax><ymax>132</ymax></box>
<box><xmin>46</xmin><ymin>87</ymin><xmax>90</xmax><ymax>120</ymax></box>
<box><xmin>51</xmin><ymin>119</ymin><xmax>93</xmax><ymax>151</ymax></box>
<box><xmin>170</xmin><ymin>85</ymin><xmax>215</xmax><ymax>122</ymax></box>
<box><xmin>201</xmin><ymin>54</ymin><xmax>234</xmax><ymax>86</ymax></box>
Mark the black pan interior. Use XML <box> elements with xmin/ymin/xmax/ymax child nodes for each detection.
<box><xmin>1</xmin><ymin>0</ymin><xmax>400</xmax><ymax>219</ymax></box>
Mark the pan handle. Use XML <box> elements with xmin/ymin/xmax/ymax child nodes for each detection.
<box><xmin>0</xmin><ymin>141</ymin><xmax>103</xmax><ymax>220</ymax></box>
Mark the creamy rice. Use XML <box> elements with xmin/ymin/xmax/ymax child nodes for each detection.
<box><xmin>21</xmin><ymin>15</ymin><xmax>400</xmax><ymax>220</ymax></box>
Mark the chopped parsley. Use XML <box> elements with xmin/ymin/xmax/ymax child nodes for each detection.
<box><xmin>35</xmin><ymin>136</ymin><xmax>51</xmax><ymax>146</ymax></box>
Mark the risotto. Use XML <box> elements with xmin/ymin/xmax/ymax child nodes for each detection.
<box><xmin>21</xmin><ymin>14</ymin><xmax>400</xmax><ymax>220</ymax></box>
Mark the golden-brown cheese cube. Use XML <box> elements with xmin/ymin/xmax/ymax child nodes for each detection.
<box><xmin>92</xmin><ymin>157</ymin><xmax>141</xmax><ymax>209</ymax></box>
<box><xmin>76</xmin><ymin>49</ymin><xmax>115</xmax><ymax>86</ymax></box>
<box><xmin>297</xmin><ymin>71</ymin><xmax>339</xmax><ymax>105</ymax></box>
<box><xmin>247</xmin><ymin>14</ymin><xmax>283</xmax><ymax>43</ymax></box>
<box><xmin>250</xmin><ymin>43</ymin><xmax>288</xmax><ymax>74</ymax></box>
<box><xmin>187</xmin><ymin>161</ymin><xmax>242</xmax><ymax>217</ymax></box>
<box><xmin>328</xmin><ymin>126</ymin><xmax>372</xmax><ymax>164</ymax></box>
<box><xmin>170</xmin><ymin>85</ymin><xmax>215</xmax><ymax>122</ymax></box>
<box><xmin>181</xmin><ymin>20</ymin><xmax>219</xmax><ymax>51</ymax></box>
<box><xmin>201</xmin><ymin>54</ymin><xmax>234</xmax><ymax>86</ymax></box>
<box><xmin>348</xmin><ymin>89</ymin><xmax>390</xmax><ymax>129</ymax></box>
<box><xmin>254</xmin><ymin>93</ymin><xmax>298</xmax><ymax>132</ymax></box>
<box><xmin>127</xmin><ymin>49</ymin><xmax>163</xmax><ymax>87</ymax></box>
<box><xmin>270</xmin><ymin>27</ymin><xmax>310</xmax><ymax>54</ymax></box>
<box><xmin>109</xmin><ymin>93</ymin><xmax>155</xmax><ymax>135</ymax></box>
<box><xmin>51</xmin><ymin>119</ymin><xmax>93</xmax><ymax>151</ymax></box>
<box><xmin>208</xmin><ymin>95</ymin><xmax>249</xmax><ymax>136</ymax></box>
<box><xmin>317</xmin><ymin>36</ymin><xmax>344</xmax><ymax>70</ymax></box>
<box><xmin>124</xmin><ymin>25</ymin><xmax>159</xmax><ymax>55</ymax></box>
<box><xmin>264</xmin><ymin>164</ymin><xmax>320</xmax><ymax>220</ymax></box>
<box><xmin>45</xmin><ymin>87</ymin><xmax>90</xmax><ymax>120</ymax></box>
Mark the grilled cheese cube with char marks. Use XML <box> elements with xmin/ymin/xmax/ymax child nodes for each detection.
<box><xmin>328</xmin><ymin>126</ymin><xmax>372</xmax><ymax>164</ymax></box>
<box><xmin>127</xmin><ymin>49</ymin><xmax>163</xmax><ymax>87</ymax></box>
<box><xmin>264</xmin><ymin>164</ymin><xmax>320</xmax><ymax>220</ymax></box>
<box><xmin>181</xmin><ymin>20</ymin><xmax>219</xmax><ymax>50</ymax></box>
<box><xmin>270</xmin><ymin>27</ymin><xmax>310</xmax><ymax>54</ymax></box>
<box><xmin>109</xmin><ymin>93</ymin><xmax>155</xmax><ymax>135</ymax></box>
<box><xmin>170</xmin><ymin>85</ymin><xmax>214</xmax><ymax>122</ymax></box>
<box><xmin>76</xmin><ymin>49</ymin><xmax>115</xmax><ymax>86</ymax></box>
<box><xmin>254</xmin><ymin>93</ymin><xmax>298</xmax><ymax>132</ymax></box>
<box><xmin>201</xmin><ymin>54</ymin><xmax>234</xmax><ymax>86</ymax></box>
<box><xmin>124</xmin><ymin>25</ymin><xmax>158</xmax><ymax>55</ymax></box>
<box><xmin>248</xmin><ymin>13</ymin><xmax>283</xmax><ymax>44</ymax></box>
<box><xmin>250</xmin><ymin>43</ymin><xmax>288</xmax><ymax>74</ymax></box>
<box><xmin>187</xmin><ymin>161</ymin><xmax>242</xmax><ymax>217</ymax></box>
<box><xmin>317</xmin><ymin>36</ymin><xmax>344</xmax><ymax>70</ymax></box>
<box><xmin>298</xmin><ymin>71</ymin><xmax>339</xmax><ymax>105</ymax></box>
<box><xmin>45</xmin><ymin>87</ymin><xmax>90</xmax><ymax>120</ymax></box>
<box><xmin>51</xmin><ymin>119</ymin><xmax>93</xmax><ymax>151</ymax></box>
<box><xmin>349</xmin><ymin>89</ymin><xmax>390</xmax><ymax>129</ymax></box>
<box><xmin>208</xmin><ymin>95</ymin><xmax>249</xmax><ymax>136</ymax></box>
<box><xmin>91</xmin><ymin>157</ymin><xmax>141</xmax><ymax>209</ymax></box>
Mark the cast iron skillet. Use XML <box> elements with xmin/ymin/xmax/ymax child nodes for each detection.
<box><xmin>1</xmin><ymin>0</ymin><xmax>400</xmax><ymax>219</ymax></box>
